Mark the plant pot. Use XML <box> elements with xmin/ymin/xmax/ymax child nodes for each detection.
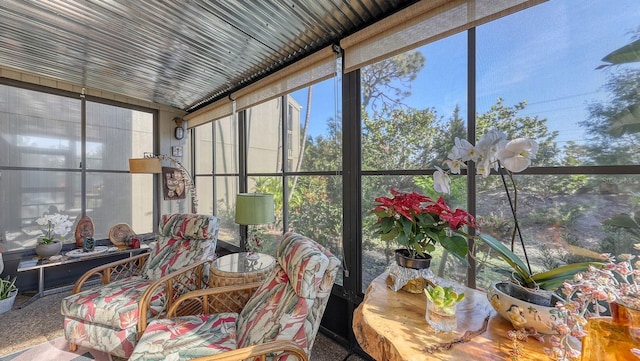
<box><xmin>0</xmin><ymin>289</ymin><xmax>17</xmax><ymax>314</ymax></box>
<box><xmin>425</xmin><ymin>297</ymin><xmax>458</xmax><ymax>332</ymax></box>
<box><xmin>487</xmin><ymin>281</ymin><xmax>560</xmax><ymax>334</ymax></box>
<box><xmin>35</xmin><ymin>241</ymin><xmax>63</xmax><ymax>258</ymax></box>
<box><xmin>394</xmin><ymin>249</ymin><xmax>432</xmax><ymax>270</ymax></box>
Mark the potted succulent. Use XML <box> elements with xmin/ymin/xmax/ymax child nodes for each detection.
<box><xmin>372</xmin><ymin>189</ymin><xmax>476</xmax><ymax>270</ymax></box>
<box><xmin>35</xmin><ymin>213</ymin><xmax>73</xmax><ymax>258</ymax></box>
<box><xmin>424</xmin><ymin>284</ymin><xmax>465</xmax><ymax>332</ymax></box>
<box><xmin>0</xmin><ymin>276</ymin><xmax>18</xmax><ymax>314</ymax></box>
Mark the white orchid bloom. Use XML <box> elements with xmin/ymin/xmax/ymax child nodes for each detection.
<box><xmin>433</xmin><ymin>166</ymin><xmax>451</xmax><ymax>194</ymax></box>
<box><xmin>495</xmin><ymin>138</ymin><xmax>539</xmax><ymax>173</ymax></box>
<box><xmin>453</xmin><ymin>137</ymin><xmax>480</xmax><ymax>162</ymax></box>
<box><xmin>476</xmin><ymin>158</ymin><xmax>492</xmax><ymax>178</ymax></box>
<box><xmin>444</xmin><ymin>158</ymin><xmax>465</xmax><ymax>174</ymax></box>
<box><xmin>476</xmin><ymin>129</ymin><xmax>506</xmax><ymax>155</ymax></box>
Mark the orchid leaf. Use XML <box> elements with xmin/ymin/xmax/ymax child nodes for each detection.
<box><xmin>477</xmin><ymin>233</ymin><xmax>532</xmax><ymax>282</ymax></box>
<box><xmin>604</xmin><ymin>213</ymin><xmax>640</xmax><ymax>238</ymax></box>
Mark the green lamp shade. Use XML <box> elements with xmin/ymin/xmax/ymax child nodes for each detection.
<box><xmin>235</xmin><ymin>193</ymin><xmax>275</xmax><ymax>225</ymax></box>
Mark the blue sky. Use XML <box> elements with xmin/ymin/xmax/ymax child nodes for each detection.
<box><xmin>292</xmin><ymin>0</ymin><xmax>639</xmax><ymax>147</ymax></box>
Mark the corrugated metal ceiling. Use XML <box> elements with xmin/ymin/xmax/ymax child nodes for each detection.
<box><xmin>0</xmin><ymin>0</ymin><xmax>416</xmax><ymax>112</ymax></box>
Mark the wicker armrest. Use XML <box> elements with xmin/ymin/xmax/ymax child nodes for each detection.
<box><xmin>167</xmin><ymin>281</ymin><xmax>263</xmax><ymax>318</ymax></box>
<box><xmin>137</xmin><ymin>259</ymin><xmax>212</xmax><ymax>335</ymax></box>
<box><xmin>72</xmin><ymin>252</ymin><xmax>150</xmax><ymax>293</ymax></box>
<box><xmin>191</xmin><ymin>340</ymin><xmax>308</xmax><ymax>361</ymax></box>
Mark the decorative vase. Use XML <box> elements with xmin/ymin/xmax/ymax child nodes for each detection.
<box><xmin>487</xmin><ymin>281</ymin><xmax>559</xmax><ymax>334</ymax></box>
<box><xmin>581</xmin><ymin>302</ymin><xmax>640</xmax><ymax>360</ymax></box>
<box><xmin>35</xmin><ymin>241</ymin><xmax>63</xmax><ymax>258</ymax></box>
<box><xmin>0</xmin><ymin>289</ymin><xmax>17</xmax><ymax>314</ymax></box>
<box><xmin>394</xmin><ymin>249</ymin><xmax>432</xmax><ymax>270</ymax></box>
<box><xmin>425</xmin><ymin>297</ymin><xmax>457</xmax><ymax>332</ymax></box>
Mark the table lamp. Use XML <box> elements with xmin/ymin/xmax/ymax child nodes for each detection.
<box><xmin>235</xmin><ymin>193</ymin><xmax>275</xmax><ymax>258</ymax></box>
<box><xmin>129</xmin><ymin>152</ymin><xmax>198</xmax><ymax>212</ymax></box>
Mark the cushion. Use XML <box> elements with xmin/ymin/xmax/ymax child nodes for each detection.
<box><xmin>236</xmin><ymin>267</ymin><xmax>313</xmax><ymax>353</ymax></box>
<box><xmin>276</xmin><ymin>232</ymin><xmax>329</xmax><ymax>299</ymax></box>
<box><xmin>129</xmin><ymin>313</ymin><xmax>238</xmax><ymax>361</ymax></box>
<box><xmin>60</xmin><ymin>277</ymin><xmax>165</xmax><ymax>329</ymax></box>
<box><xmin>64</xmin><ymin>317</ymin><xmax>137</xmax><ymax>358</ymax></box>
<box><xmin>157</xmin><ymin>213</ymin><xmax>218</xmax><ymax>240</ymax></box>
<box><xmin>143</xmin><ymin>236</ymin><xmax>215</xmax><ymax>280</ymax></box>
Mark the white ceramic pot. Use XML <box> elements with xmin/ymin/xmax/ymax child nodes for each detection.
<box><xmin>35</xmin><ymin>241</ymin><xmax>63</xmax><ymax>258</ymax></box>
<box><xmin>0</xmin><ymin>289</ymin><xmax>17</xmax><ymax>314</ymax></box>
<box><xmin>487</xmin><ymin>281</ymin><xmax>559</xmax><ymax>334</ymax></box>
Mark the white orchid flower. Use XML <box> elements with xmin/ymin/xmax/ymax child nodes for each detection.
<box><xmin>444</xmin><ymin>158</ymin><xmax>465</xmax><ymax>174</ymax></box>
<box><xmin>433</xmin><ymin>166</ymin><xmax>451</xmax><ymax>194</ymax></box>
<box><xmin>495</xmin><ymin>138</ymin><xmax>539</xmax><ymax>173</ymax></box>
<box><xmin>453</xmin><ymin>137</ymin><xmax>479</xmax><ymax>162</ymax></box>
<box><xmin>476</xmin><ymin>158</ymin><xmax>492</xmax><ymax>178</ymax></box>
<box><xmin>476</xmin><ymin>129</ymin><xmax>506</xmax><ymax>154</ymax></box>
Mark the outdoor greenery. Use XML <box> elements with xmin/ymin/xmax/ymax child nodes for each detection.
<box><xmin>248</xmin><ymin>28</ymin><xmax>640</xmax><ymax>289</ymax></box>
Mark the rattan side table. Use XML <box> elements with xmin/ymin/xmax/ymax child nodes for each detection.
<box><xmin>210</xmin><ymin>252</ymin><xmax>276</xmax><ymax>287</ymax></box>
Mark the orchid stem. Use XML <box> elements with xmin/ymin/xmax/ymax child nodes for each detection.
<box><xmin>498</xmin><ymin>163</ymin><xmax>532</xmax><ymax>275</ymax></box>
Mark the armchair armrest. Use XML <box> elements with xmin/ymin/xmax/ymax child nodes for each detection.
<box><xmin>168</xmin><ymin>281</ymin><xmax>263</xmax><ymax>317</ymax></box>
<box><xmin>137</xmin><ymin>259</ymin><xmax>213</xmax><ymax>335</ymax></box>
<box><xmin>72</xmin><ymin>252</ymin><xmax>150</xmax><ymax>294</ymax></box>
<box><xmin>192</xmin><ymin>340</ymin><xmax>309</xmax><ymax>361</ymax></box>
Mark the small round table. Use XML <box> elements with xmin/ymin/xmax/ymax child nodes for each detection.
<box><xmin>210</xmin><ymin>252</ymin><xmax>276</xmax><ymax>287</ymax></box>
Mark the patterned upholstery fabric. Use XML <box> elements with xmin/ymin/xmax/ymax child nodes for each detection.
<box><xmin>129</xmin><ymin>313</ymin><xmax>238</xmax><ymax>361</ymax></box>
<box><xmin>61</xmin><ymin>277</ymin><xmax>165</xmax><ymax>329</ymax></box>
<box><xmin>61</xmin><ymin>214</ymin><xmax>219</xmax><ymax>359</ymax></box>
<box><xmin>130</xmin><ymin>232</ymin><xmax>341</xmax><ymax>361</ymax></box>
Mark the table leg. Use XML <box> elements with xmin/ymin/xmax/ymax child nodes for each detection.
<box><xmin>18</xmin><ymin>267</ymin><xmax>44</xmax><ymax>309</ymax></box>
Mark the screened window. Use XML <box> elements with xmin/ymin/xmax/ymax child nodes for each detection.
<box><xmin>0</xmin><ymin>83</ymin><xmax>156</xmax><ymax>251</ymax></box>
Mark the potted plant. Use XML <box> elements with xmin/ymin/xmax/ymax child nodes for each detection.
<box><xmin>35</xmin><ymin>213</ymin><xmax>73</xmax><ymax>258</ymax></box>
<box><xmin>424</xmin><ymin>284</ymin><xmax>465</xmax><ymax>332</ymax></box>
<box><xmin>433</xmin><ymin>129</ymin><xmax>600</xmax><ymax>333</ymax></box>
<box><xmin>372</xmin><ymin>188</ymin><xmax>476</xmax><ymax>270</ymax></box>
<box><xmin>0</xmin><ymin>276</ymin><xmax>18</xmax><ymax>314</ymax></box>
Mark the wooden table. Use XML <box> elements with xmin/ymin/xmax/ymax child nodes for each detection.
<box><xmin>353</xmin><ymin>272</ymin><xmax>551</xmax><ymax>361</ymax></box>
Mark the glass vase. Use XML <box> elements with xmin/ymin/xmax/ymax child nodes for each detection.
<box><xmin>425</xmin><ymin>298</ymin><xmax>457</xmax><ymax>332</ymax></box>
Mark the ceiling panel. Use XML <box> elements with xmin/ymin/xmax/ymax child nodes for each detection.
<box><xmin>0</xmin><ymin>0</ymin><xmax>415</xmax><ymax>111</ymax></box>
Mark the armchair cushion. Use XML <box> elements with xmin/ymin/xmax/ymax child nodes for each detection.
<box><xmin>236</xmin><ymin>268</ymin><xmax>313</xmax><ymax>351</ymax></box>
<box><xmin>276</xmin><ymin>232</ymin><xmax>329</xmax><ymax>299</ymax></box>
<box><xmin>129</xmin><ymin>313</ymin><xmax>238</xmax><ymax>361</ymax></box>
<box><xmin>143</xmin><ymin>237</ymin><xmax>215</xmax><ymax>280</ymax></box>
<box><xmin>61</xmin><ymin>277</ymin><xmax>165</xmax><ymax>329</ymax></box>
<box><xmin>158</xmin><ymin>213</ymin><xmax>219</xmax><ymax>240</ymax></box>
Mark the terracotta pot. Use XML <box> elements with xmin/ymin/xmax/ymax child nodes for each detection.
<box><xmin>394</xmin><ymin>249</ymin><xmax>432</xmax><ymax>270</ymax></box>
<box><xmin>487</xmin><ymin>281</ymin><xmax>560</xmax><ymax>334</ymax></box>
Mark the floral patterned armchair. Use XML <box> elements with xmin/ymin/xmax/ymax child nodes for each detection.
<box><xmin>129</xmin><ymin>232</ymin><xmax>341</xmax><ymax>361</ymax></box>
<box><xmin>60</xmin><ymin>213</ymin><xmax>219</xmax><ymax>358</ymax></box>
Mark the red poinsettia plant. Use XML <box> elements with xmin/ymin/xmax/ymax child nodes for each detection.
<box><xmin>372</xmin><ymin>189</ymin><xmax>477</xmax><ymax>265</ymax></box>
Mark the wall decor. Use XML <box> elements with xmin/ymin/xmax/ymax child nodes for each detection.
<box><xmin>162</xmin><ymin>166</ymin><xmax>186</xmax><ymax>200</ymax></box>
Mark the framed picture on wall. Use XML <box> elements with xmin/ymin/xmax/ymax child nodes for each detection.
<box><xmin>162</xmin><ymin>167</ymin><xmax>186</xmax><ymax>200</ymax></box>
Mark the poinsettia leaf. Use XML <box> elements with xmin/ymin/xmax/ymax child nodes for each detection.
<box><xmin>380</xmin><ymin>228</ymin><xmax>399</xmax><ymax>241</ymax></box>
<box><xmin>439</xmin><ymin>235</ymin><xmax>469</xmax><ymax>266</ymax></box>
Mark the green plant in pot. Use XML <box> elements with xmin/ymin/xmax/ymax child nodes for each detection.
<box><xmin>35</xmin><ymin>213</ymin><xmax>73</xmax><ymax>258</ymax></box>
<box><xmin>424</xmin><ymin>284</ymin><xmax>466</xmax><ymax>332</ymax></box>
<box><xmin>372</xmin><ymin>188</ymin><xmax>477</xmax><ymax>270</ymax></box>
<box><xmin>0</xmin><ymin>276</ymin><xmax>18</xmax><ymax>314</ymax></box>
<box><xmin>433</xmin><ymin>129</ymin><xmax>601</xmax><ymax>333</ymax></box>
